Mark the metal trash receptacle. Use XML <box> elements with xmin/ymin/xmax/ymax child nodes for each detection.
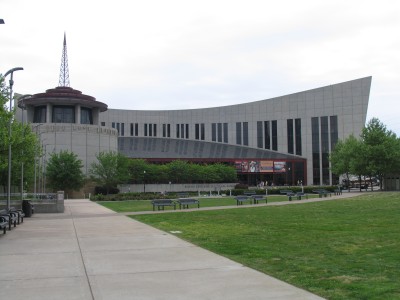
<box><xmin>22</xmin><ymin>200</ymin><xmax>33</xmax><ymax>217</ymax></box>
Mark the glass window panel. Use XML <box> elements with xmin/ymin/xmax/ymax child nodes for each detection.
<box><xmin>264</xmin><ymin>121</ymin><xmax>270</xmax><ymax>149</ymax></box>
<box><xmin>236</xmin><ymin>122</ymin><xmax>242</xmax><ymax>145</ymax></box>
<box><xmin>272</xmin><ymin>120</ymin><xmax>277</xmax><ymax>150</ymax></box>
<box><xmin>223</xmin><ymin>123</ymin><xmax>228</xmax><ymax>143</ymax></box>
<box><xmin>243</xmin><ymin>122</ymin><xmax>248</xmax><ymax>146</ymax></box>
<box><xmin>212</xmin><ymin>123</ymin><xmax>216</xmax><ymax>142</ymax></box>
<box><xmin>295</xmin><ymin>118</ymin><xmax>302</xmax><ymax>155</ymax></box>
<box><xmin>287</xmin><ymin>119</ymin><xmax>294</xmax><ymax>154</ymax></box>
<box><xmin>53</xmin><ymin>106</ymin><xmax>75</xmax><ymax>123</ymax></box>
<box><xmin>257</xmin><ymin>121</ymin><xmax>263</xmax><ymax>148</ymax></box>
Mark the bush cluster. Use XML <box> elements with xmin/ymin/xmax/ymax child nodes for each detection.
<box><xmin>90</xmin><ymin>186</ymin><xmax>338</xmax><ymax>201</ymax></box>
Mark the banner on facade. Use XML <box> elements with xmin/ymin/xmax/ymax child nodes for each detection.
<box><xmin>235</xmin><ymin>160</ymin><xmax>284</xmax><ymax>173</ymax></box>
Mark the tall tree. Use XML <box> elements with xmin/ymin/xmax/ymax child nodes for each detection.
<box><xmin>0</xmin><ymin>76</ymin><xmax>39</xmax><ymax>192</ymax></box>
<box><xmin>89</xmin><ymin>151</ymin><xmax>130</xmax><ymax>194</ymax></box>
<box><xmin>330</xmin><ymin>135</ymin><xmax>360</xmax><ymax>191</ymax></box>
<box><xmin>0</xmin><ymin>76</ymin><xmax>12</xmax><ymax>176</ymax></box>
<box><xmin>128</xmin><ymin>159</ymin><xmax>148</xmax><ymax>183</ymax></box>
<box><xmin>361</xmin><ymin>118</ymin><xmax>400</xmax><ymax>190</ymax></box>
<box><xmin>46</xmin><ymin>150</ymin><xmax>85</xmax><ymax>192</ymax></box>
<box><xmin>167</xmin><ymin>160</ymin><xmax>191</xmax><ymax>184</ymax></box>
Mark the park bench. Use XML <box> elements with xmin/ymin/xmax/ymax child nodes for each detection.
<box><xmin>312</xmin><ymin>189</ymin><xmax>332</xmax><ymax>198</ymax></box>
<box><xmin>0</xmin><ymin>209</ymin><xmax>17</xmax><ymax>230</ymax></box>
<box><xmin>334</xmin><ymin>188</ymin><xmax>342</xmax><ymax>195</ymax></box>
<box><xmin>235</xmin><ymin>196</ymin><xmax>252</xmax><ymax>206</ymax></box>
<box><xmin>176</xmin><ymin>198</ymin><xmax>200</xmax><ymax>209</ymax></box>
<box><xmin>252</xmin><ymin>195</ymin><xmax>267</xmax><ymax>204</ymax></box>
<box><xmin>9</xmin><ymin>207</ymin><xmax>24</xmax><ymax>224</ymax></box>
<box><xmin>280</xmin><ymin>189</ymin><xmax>296</xmax><ymax>200</ymax></box>
<box><xmin>151</xmin><ymin>199</ymin><xmax>176</xmax><ymax>211</ymax></box>
<box><xmin>0</xmin><ymin>214</ymin><xmax>8</xmax><ymax>234</ymax></box>
<box><xmin>176</xmin><ymin>192</ymin><xmax>189</xmax><ymax>199</ymax></box>
<box><xmin>295</xmin><ymin>192</ymin><xmax>308</xmax><ymax>200</ymax></box>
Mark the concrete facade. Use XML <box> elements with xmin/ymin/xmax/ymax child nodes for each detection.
<box><xmin>33</xmin><ymin>123</ymin><xmax>118</xmax><ymax>174</ymax></box>
<box><xmin>17</xmin><ymin>87</ymin><xmax>118</xmax><ymax>175</ymax></box>
<box><xmin>17</xmin><ymin>77</ymin><xmax>371</xmax><ymax>186</ymax></box>
<box><xmin>100</xmin><ymin>77</ymin><xmax>372</xmax><ymax>186</ymax></box>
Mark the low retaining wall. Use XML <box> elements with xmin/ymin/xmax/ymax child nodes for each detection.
<box><xmin>118</xmin><ymin>183</ymin><xmax>237</xmax><ymax>193</ymax></box>
<box><xmin>33</xmin><ymin>200</ymin><xmax>65</xmax><ymax>213</ymax></box>
<box><xmin>0</xmin><ymin>199</ymin><xmax>64</xmax><ymax>213</ymax></box>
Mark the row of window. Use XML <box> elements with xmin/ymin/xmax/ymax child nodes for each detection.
<box><xmin>106</xmin><ymin>120</ymin><xmax>282</xmax><ymax>150</ymax></box>
<box><xmin>106</xmin><ymin>118</ymin><xmax>338</xmax><ymax>171</ymax></box>
<box><xmin>33</xmin><ymin>105</ymin><xmax>93</xmax><ymax>124</ymax></box>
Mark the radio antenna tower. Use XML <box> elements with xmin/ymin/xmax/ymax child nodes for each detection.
<box><xmin>58</xmin><ymin>32</ymin><xmax>70</xmax><ymax>87</ymax></box>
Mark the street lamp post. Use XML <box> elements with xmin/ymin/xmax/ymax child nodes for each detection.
<box><xmin>18</xmin><ymin>95</ymin><xmax>31</xmax><ymax>201</ymax></box>
<box><xmin>32</xmin><ymin>124</ymin><xmax>43</xmax><ymax>197</ymax></box>
<box><xmin>143</xmin><ymin>170</ymin><xmax>146</xmax><ymax>193</ymax></box>
<box><xmin>4</xmin><ymin>67</ymin><xmax>23</xmax><ymax>210</ymax></box>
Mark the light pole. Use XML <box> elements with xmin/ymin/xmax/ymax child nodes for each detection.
<box><xmin>32</xmin><ymin>124</ymin><xmax>43</xmax><ymax>197</ymax></box>
<box><xmin>40</xmin><ymin>143</ymin><xmax>49</xmax><ymax>195</ymax></box>
<box><xmin>4</xmin><ymin>67</ymin><xmax>23</xmax><ymax>210</ymax></box>
<box><xmin>143</xmin><ymin>170</ymin><xmax>146</xmax><ymax>193</ymax></box>
<box><xmin>18</xmin><ymin>95</ymin><xmax>31</xmax><ymax>201</ymax></box>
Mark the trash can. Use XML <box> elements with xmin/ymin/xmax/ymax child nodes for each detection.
<box><xmin>22</xmin><ymin>200</ymin><xmax>33</xmax><ymax>217</ymax></box>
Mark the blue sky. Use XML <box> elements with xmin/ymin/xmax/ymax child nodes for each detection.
<box><xmin>2</xmin><ymin>0</ymin><xmax>400</xmax><ymax>135</ymax></box>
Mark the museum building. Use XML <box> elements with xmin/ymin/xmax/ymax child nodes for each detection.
<box><xmin>15</xmin><ymin>33</ymin><xmax>371</xmax><ymax>187</ymax></box>
<box><xmin>17</xmin><ymin>76</ymin><xmax>371</xmax><ymax>187</ymax></box>
<box><xmin>99</xmin><ymin>76</ymin><xmax>372</xmax><ymax>186</ymax></box>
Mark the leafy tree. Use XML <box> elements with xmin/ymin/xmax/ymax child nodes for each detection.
<box><xmin>128</xmin><ymin>159</ymin><xmax>148</xmax><ymax>183</ymax></box>
<box><xmin>0</xmin><ymin>76</ymin><xmax>12</xmax><ymax>179</ymax></box>
<box><xmin>167</xmin><ymin>160</ymin><xmax>191</xmax><ymax>183</ymax></box>
<box><xmin>46</xmin><ymin>150</ymin><xmax>85</xmax><ymax>192</ymax></box>
<box><xmin>348</xmin><ymin>137</ymin><xmax>369</xmax><ymax>192</ymax></box>
<box><xmin>0</xmin><ymin>76</ymin><xmax>39</xmax><ymax>192</ymax></box>
<box><xmin>330</xmin><ymin>139</ymin><xmax>350</xmax><ymax>189</ymax></box>
<box><xmin>331</xmin><ymin>118</ymin><xmax>400</xmax><ymax>191</ymax></box>
<box><xmin>212</xmin><ymin>163</ymin><xmax>237</xmax><ymax>182</ymax></box>
<box><xmin>361</xmin><ymin>118</ymin><xmax>400</xmax><ymax>190</ymax></box>
<box><xmin>89</xmin><ymin>151</ymin><xmax>130</xmax><ymax>194</ymax></box>
<box><xmin>127</xmin><ymin>159</ymin><xmax>237</xmax><ymax>185</ymax></box>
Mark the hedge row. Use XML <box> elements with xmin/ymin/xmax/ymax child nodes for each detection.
<box><xmin>91</xmin><ymin>186</ymin><xmax>338</xmax><ymax>201</ymax></box>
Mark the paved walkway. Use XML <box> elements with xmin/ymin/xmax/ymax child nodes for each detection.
<box><xmin>0</xmin><ymin>197</ymin><xmax>361</xmax><ymax>300</ymax></box>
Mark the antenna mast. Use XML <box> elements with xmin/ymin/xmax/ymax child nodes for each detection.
<box><xmin>58</xmin><ymin>32</ymin><xmax>70</xmax><ymax>87</ymax></box>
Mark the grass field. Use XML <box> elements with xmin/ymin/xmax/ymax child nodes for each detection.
<box><xmin>130</xmin><ymin>192</ymin><xmax>400</xmax><ymax>300</ymax></box>
<box><xmin>98</xmin><ymin>195</ymin><xmax>316</xmax><ymax>212</ymax></box>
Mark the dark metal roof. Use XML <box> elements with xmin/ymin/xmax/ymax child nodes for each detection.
<box><xmin>19</xmin><ymin>86</ymin><xmax>108</xmax><ymax>111</ymax></box>
<box><xmin>118</xmin><ymin>137</ymin><xmax>305</xmax><ymax>161</ymax></box>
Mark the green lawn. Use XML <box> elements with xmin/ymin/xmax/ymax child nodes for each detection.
<box><xmin>131</xmin><ymin>192</ymin><xmax>400</xmax><ymax>300</ymax></box>
<box><xmin>98</xmin><ymin>195</ymin><xmax>298</xmax><ymax>212</ymax></box>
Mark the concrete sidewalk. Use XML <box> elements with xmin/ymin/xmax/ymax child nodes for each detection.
<box><xmin>0</xmin><ymin>199</ymin><xmax>325</xmax><ymax>300</ymax></box>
